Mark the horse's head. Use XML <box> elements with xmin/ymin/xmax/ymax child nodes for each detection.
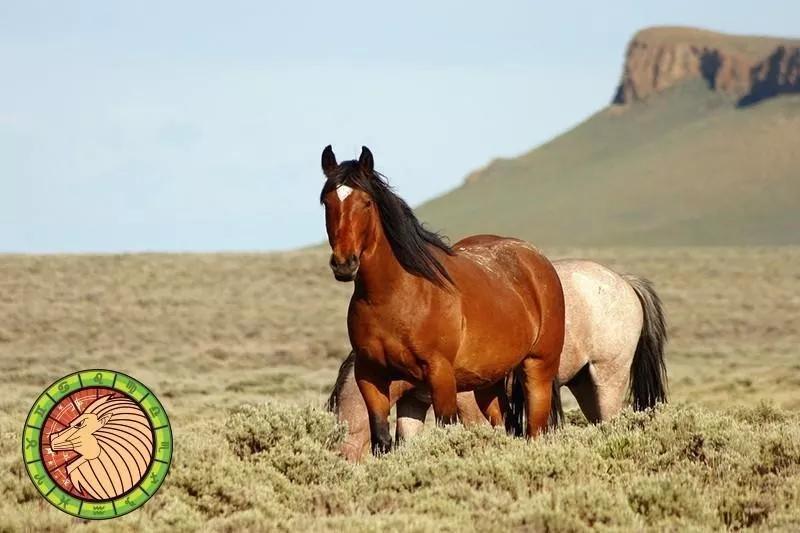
<box><xmin>50</xmin><ymin>408</ymin><xmax>110</xmax><ymax>461</ymax></box>
<box><xmin>319</xmin><ymin>145</ymin><xmax>380</xmax><ymax>282</ymax></box>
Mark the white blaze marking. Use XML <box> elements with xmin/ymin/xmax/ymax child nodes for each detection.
<box><xmin>336</xmin><ymin>184</ymin><xmax>353</xmax><ymax>202</ymax></box>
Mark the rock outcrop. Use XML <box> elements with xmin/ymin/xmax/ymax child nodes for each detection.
<box><xmin>613</xmin><ymin>27</ymin><xmax>800</xmax><ymax>107</ymax></box>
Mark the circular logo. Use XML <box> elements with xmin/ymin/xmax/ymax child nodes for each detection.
<box><xmin>22</xmin><ymin>369</ymin><xmax>172</xmax><ymax>519</ymax></box>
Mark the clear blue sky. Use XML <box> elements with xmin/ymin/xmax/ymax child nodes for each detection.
<box><xmin>2</xmin><ymin>1</ymin><xmax>797</xmax><ymax>252</ymax></box>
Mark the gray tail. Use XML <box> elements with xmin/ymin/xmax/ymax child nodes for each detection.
<box><xmin>326</xmin><ymin>351</ymin><xmax>357</xmax><ymax>413</ymax></box>
<box><xmin>505</xmin><ymin>369</ymin><xmax>562</xmax><ymax>437</ymax></box>
<box><xmin>624</xmin><ymin>275</ymin><xmax>668</xmax><ymax>410</ymax></box>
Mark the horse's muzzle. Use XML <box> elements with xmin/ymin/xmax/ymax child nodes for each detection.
<box><xmin>330</xmin><ymin>254</ymin><xmax>359</xmax><ymax>282</ymax></box>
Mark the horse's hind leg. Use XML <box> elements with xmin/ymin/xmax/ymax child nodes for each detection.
<box><xmin>521</xmin><ymin>355</ymin><xmax>559</xmax><ymax>437</ymax></box>
<box><xmin>567</xmin><ymin>362</ymin><xmax>628</xmax><ymax>423</ymax></box>
<box><xmin>566</xmin><ymin>363</ymin><xmax>602</xmax><ymax>423</ymax></box>
<box><xmin>473</xmin><ymin>381</ymin><xmax>508</xmax><ymax>427</ymax></box>
<box><xmin>457</xmin><ymin>392</ymin><xmax>490</xmax><ymax>427</ymax></box>
<box><xmin>593</xmin><ymin>362</ymin><xmax>631</xmax><ymax>420</ymax></box>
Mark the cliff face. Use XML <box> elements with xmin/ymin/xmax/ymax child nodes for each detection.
<box><xmin>613</xmin><ymin>27</ymin><xmax>800</xmax><ymax>107</ymax></box>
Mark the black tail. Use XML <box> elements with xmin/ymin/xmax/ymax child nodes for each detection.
<box><xmin>624</xmin><ymin>275</ymin><xmax>668</xmax><ymax>410</ymax></box>
<box><xmin>504</xmin><ymin>369</ymin><xmax>562</xmax><ymax>437</ymax></box>
<box><xmin>505</xmin><ymin>370</ymin><xmax>525</xmax><ymax>437</ymax></box>
<box><xmin>548</xmin><ymin>379</ymin><xmax>564</xmax><ymax>428</ymax></box>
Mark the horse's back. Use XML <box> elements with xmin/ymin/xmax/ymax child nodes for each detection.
<box><xmin>453</xmin><ymin>233</ymin><xmax>561</xmax><ymax>300</ymax></box>
<box><xmin>554</xmin><ymin>260</ymin><xmax>643</xmax><ymax>383</ymax></box>
<box><xmin>451</xmin><ymin>234</ymin><xmax>565</xmax><ymax>369</ymax></box>
<box><xmin>452</xmin><ymin>234</ymin><xmax>551</xmax><ymax>287</ymax></box>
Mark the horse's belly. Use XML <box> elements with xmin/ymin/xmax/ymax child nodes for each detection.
<box><xmin>454</xmin><ymin>362</ymin><xmax>519</xmax><ymax>390</ymax></box>
<box><xmin>450</xmin><ymin>253</ymin><xmax>543</xmax><ymax>389</ymax></box>
<box><xmin>453</xmin><ymin>299</ymin><xmax>534</xmax><ymax>389</ymax></box>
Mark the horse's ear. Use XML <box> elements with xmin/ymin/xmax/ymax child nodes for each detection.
<box><xmin>98</xmin><ymin>413</ymin><xmax>112</xmax><ymax>427</ymax></box>
<box><xmin>321</xmin><ymin>145</ymin><xmax>338</xmax><ymax>177</ymax></box>
<box><xmin>359</xmin><ymin>146</ymin><xmax>374</xmax><ymax>174</ymax></box>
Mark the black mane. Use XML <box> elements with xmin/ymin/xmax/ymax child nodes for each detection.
<box><xmin>320</xmin><ymin>160</ymin><xmax>455</xmax><ymax>287</ymax></box>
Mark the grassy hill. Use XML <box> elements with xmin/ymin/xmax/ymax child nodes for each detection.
<box><xmin>417</xmin><ymin>30</ymin><xmax>800</xmax><ymax>246</ymax></box>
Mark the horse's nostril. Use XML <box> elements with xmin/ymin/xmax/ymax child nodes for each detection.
<box><xmin>330</xmin><ymin>254</ymin><xmax>358</xmax><ymax>271</ymax></box>
<box><xmin>329</xmin><ymin>253</ymin><xmax>359</xmax><ymax>280</ymax></box>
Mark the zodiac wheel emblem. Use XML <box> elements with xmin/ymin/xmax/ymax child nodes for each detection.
<box><xmin>22</xmin><ymin>369</ymin><xmax>172</xmax><ymax>519</ymax></box>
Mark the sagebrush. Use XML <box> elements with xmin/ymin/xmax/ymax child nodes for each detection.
<box><xmin>1</xmin><ymin>247</ymin><xmax>798</xmax><ymax>531</ymax></box>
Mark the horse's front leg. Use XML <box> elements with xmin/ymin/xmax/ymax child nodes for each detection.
<box><xmin>425</xmin><ymin>357</ymin><xmax>458</xmax><ymax>425</ymax></box>
<box><xmin>354</xmin><ymin>355</ymin><xmax>392</xmax><ymax>455</ymax></box>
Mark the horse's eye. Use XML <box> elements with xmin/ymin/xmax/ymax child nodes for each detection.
<box><xmin>364</xmin><ymin>199</ymin><xmax>372</xmax><ymax>208</ymax></box>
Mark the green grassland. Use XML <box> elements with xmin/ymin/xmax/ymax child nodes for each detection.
<box><xmin>417</xmin><ymin>83</ymin><xmax>800</xmax><ymax>246</ymax></box>
<box><xmin>1</xmin><ymin>247</ymin><xmax>799</xmax><ymax>531</ymax></box>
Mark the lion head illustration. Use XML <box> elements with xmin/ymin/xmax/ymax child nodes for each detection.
<box><xmin>49</xmin><ymin>394</ymin><xmax>154</xmax><ymax>499</ymax></box>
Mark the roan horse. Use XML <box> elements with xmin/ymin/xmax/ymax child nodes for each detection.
<box><xmin>320</xmin><ymin>145</ymin><xmax>566</xmax><ymax>454</ymax></box>
<box><xmin>328</xmin><ymin>260</ymin><xmax>668</xmax><ymax>461</ymax></box>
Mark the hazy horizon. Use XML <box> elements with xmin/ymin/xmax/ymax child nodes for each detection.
<box><xmin>2</xmin><ymin>2</ymin><xmax>798</xmax><ymax>253</ymax></box>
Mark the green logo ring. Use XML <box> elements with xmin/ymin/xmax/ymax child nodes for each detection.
<box><xmin>22</xmin><ymin>369</ymin><xmax>172</xmax><ymax>520</ymax></box>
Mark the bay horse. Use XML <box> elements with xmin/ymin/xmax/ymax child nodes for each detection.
<box><xmin>328</xmin><ymin>260</ymin><xmax>668</xmax><ymax>461</ymax></box>
<box><xmin>320</xmin><ymin>145</ymin><xmax>565</xmax><ymax>454</ymax></box>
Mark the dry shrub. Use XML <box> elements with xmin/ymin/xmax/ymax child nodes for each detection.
<box><xmin>143</xmin><ymin>402</ymin><xmax>800</xmax><ymax>531</ymax></box>
<box><xmin>2</xmin><ymin>248</ymin><xmax>800</xmax><ymax>531</ymax></box>
<box><xmin>3</xmin><ymin>398</ymin><xmax>800</xmax><ymax>531</ymax></box>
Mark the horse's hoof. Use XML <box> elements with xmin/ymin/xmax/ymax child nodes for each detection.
<box><xmin>371</xmin><ymin>439</ymin><xmax>392</xmax><ymax>456</ymax></box>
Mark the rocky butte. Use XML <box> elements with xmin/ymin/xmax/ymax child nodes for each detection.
<box><xmin>612</xmin><ymin>26</ymin><xmax>800</xmax><ymax>107</ymax></box>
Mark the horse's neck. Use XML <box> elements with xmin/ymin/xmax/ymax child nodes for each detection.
<box><xmin>354</xmin><ymin>227</ymin><xmax>418</xmax><ymax>303</ymax></box>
